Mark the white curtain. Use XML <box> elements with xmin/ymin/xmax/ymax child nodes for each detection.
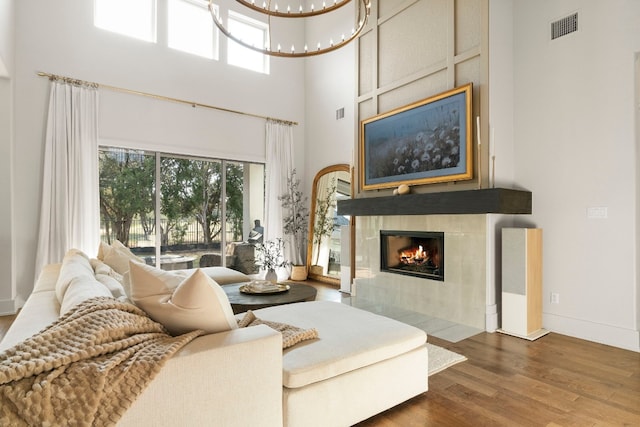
<box><xmin>35</xmin><ymin>79</ymin><xmax>100</xmax><ymax>273</ymax></box>
<box><xmin>264</xmin><ymin>120</ymin><xmax>294</xmax><ymax>262</ymax></box>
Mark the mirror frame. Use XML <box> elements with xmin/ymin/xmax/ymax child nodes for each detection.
<box><xmin>307</xmin><ymin>164</ymin><xmax>352</xmax><ymax>286</ymax></box>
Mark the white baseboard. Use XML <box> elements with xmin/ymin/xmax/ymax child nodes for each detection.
<box><xmin>485</xmin><ymin>303</ymin><xmax>498</xmax><ymax>332</ymax></box>
<box><xmin>544</xmin><ymin>313</ymin><xmax>639</xmax><ymax>352</ymax></box>
<box><xmin>0</xmin><ymin>297</ymin><xmax>23</xmax><ymax>316</ymax></box>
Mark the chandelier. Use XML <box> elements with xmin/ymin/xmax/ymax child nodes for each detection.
<box><xmin>209</xmin><ymin>0</ymin><xmax>372</xmax><ymax>58</ymax></box>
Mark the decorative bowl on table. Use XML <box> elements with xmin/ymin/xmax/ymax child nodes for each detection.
<box><xmin>239</xmin><ymin>280</ymin><xmax>290</xmax><ymax>294</ymax></box>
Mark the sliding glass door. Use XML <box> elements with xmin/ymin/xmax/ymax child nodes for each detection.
<box><xmin>98</xmin><ymin>147</ymin><xmax>264</xmax><ymax>273</ymax></box>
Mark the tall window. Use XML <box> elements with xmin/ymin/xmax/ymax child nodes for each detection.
<box><xmin>99</xmin><ymin>147</ymin><xmax>265</xmax><ymax>273</ymax></box>
<box><xmin>168</xmin><ymin>0</ymin><xmax>219</xmax><ymax>60</ymax></box>
<box><xmin>227</xmin><ymin>11</ymin><xmax>269</xmax><ymax>74</ymax></box>
<box><xmin>99</xmin><ymin>149</ymin><xmax>156</xmax><ymax>248</ymax></box>
<box><xmin>94</xmin><ymin>0</ymin><xmax>157</xmax><ymax>43</ymax></box>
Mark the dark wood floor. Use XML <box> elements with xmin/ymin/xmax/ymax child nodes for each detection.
<box><xmin>1</xmin><ymin>280</ymin><xmax>638</xmax><ymax>426</ymax></box>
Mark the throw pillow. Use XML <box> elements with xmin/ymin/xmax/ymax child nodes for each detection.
<box><xmin>90</xmin><ymin>258</ymin><xmax>124</xmax><ymax>283</ymax></box>
<box><xmin>55</xmin><ymin>249</ymin><xmax>94</xmax><ymax>303</ymax></box>
<box><xmin>129</xmin><ymin>262</ymin><xmax>238</xmax><ymax>336</ymax></box>
<box><xmin>96</xmin><ymin>241</ymin><xmax>111</xmax><ymax>261</ymax></box>
<box><xmin>95</xmin><ymin>273</ymin><xmax>128</xmax><ymax>300</ymax></box>
<box><xmin>238</xmin><ymin>310</ymin><xmax>319</xmax><ymax>349</ymax></box>
<box><xmin>60</xmin><ymin>276</ymin><xmax>113</xmax><ymax>316</ymax></box>
<box><xmin>102</xmin><ymin>240</ymin><xmax>145</xmax><ymax>275</ymax></box>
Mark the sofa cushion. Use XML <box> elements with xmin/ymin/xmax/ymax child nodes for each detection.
<box><xmin>60</xmin><ymin>276</ymin><xmax>113</xmax><ymax>315</ymax></box>
<box><xmin>251</xmin><ymin>301</ymin><xmax>428</xmax><ymax>389</ymax></box>
<box><xmin>129</xmin><ymin>262</ymin><xmax>238</xmax><ymax>336</ymax></box>
<box><xmin>0</xmin><ymin>265</ymin><xmax>62</xmax><ymax>352</ymax></box>
<box><xmin>55</xmin><ymin>249</ymin><xmax>95</xmax><ymax>303</ymax></box>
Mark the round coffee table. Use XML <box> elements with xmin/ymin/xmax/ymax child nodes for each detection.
<box><xmin>223</xmin><ymin>282</ymin><xmax>318</xmax><ymax>314</ymax></box>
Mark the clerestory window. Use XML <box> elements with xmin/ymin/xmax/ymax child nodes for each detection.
<box><xmin>94</xmin><ymin>0</ymin><xmax>157</xmax><ymax>43</ymax></box>
<box><xmin>94</xmin><ymin>0</ymin><xmax>269</xmax><ymax>73</ymax></box>
<box><xmin>168</xmin><ymin>0</ymin><xmax>219</xmax><ymax>60</ymax></box>
<box><xmin>227</xmin><ymin>10</ymin><xmax>270</xmax><ymax>74</ymax></box>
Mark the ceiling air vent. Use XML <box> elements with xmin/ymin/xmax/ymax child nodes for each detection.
<box><xmin>551</xmin><ymin>12</ymin><xmax>578</xmax><ymax>40</ymax></box>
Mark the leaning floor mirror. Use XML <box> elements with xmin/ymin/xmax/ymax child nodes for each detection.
<box><xmin>307</xmin><ymin>164</ymin><xmax>352</xmax><ymax>286</ymax></box>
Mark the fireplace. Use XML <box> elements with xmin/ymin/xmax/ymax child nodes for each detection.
<box><xmin>380</xmin><ymin>230</ymin><xmax>444</xmax><ymax>281</ymax></box>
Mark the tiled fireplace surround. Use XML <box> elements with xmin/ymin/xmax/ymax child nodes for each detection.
<box><xmin>355</xmin><ymin>214</ymin><xmax>499</xmax><ymax>332</ymax></box>
<box><xmin>339</xmin><ymin>189</ymin><xmax>533</xmax><ymax>334</ymax></box>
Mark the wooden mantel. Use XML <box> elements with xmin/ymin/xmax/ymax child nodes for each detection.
<box><xmin>337</xmin><ymin>188</ymin><xmax>532</xmax><ymax>216</ymax></box>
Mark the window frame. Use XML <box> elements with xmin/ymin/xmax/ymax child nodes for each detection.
<box><xmin>226</xmin><ymin>10</ymin><xmax>270</xmax><ymax>74</ymax></box>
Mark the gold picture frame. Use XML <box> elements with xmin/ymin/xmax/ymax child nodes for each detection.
<box><xmin>360</xmin><ymin>83</ymin><xmax>473</xmax><ymax>191</ymax></box>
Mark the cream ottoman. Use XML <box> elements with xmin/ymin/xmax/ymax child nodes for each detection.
<box><xmin>250</xmin><ymin>301</ymin><xmax>429</xmax><ymax>427</ymax></box>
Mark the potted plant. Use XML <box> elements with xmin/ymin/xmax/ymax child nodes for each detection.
<box><xmin>278</xmin><ymin>169</ymin><xmax>310</xmax><ymax>280</ymax></box>
<box><xmin>310</xmin><ymin>177</ymin><xmax>337</xmax><ymax>275</ymax></box>
<box><xmin>254</xmin><ymin>238</ymin><xmax>288</xmax><ymax>283</ymax></box>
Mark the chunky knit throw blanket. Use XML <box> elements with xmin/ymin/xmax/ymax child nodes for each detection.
<box><xmin>238</xmin><ymin>310</ymin><xmax>318</xmax><ymax>349</ymax></box>
<box><xmin>0</xmin><ymin>296</ymin><xmax>202</xmax><ymax>427</ymax></box>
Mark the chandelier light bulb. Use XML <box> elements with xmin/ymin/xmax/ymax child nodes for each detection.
<box><xmin>208</xmin><ymin>0</ymin><xmax>371</xmax><ymax>58</ymax></box>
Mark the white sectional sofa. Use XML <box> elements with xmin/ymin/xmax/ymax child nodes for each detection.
<box><xmin>1</xmin><ymin>252</ymin><xmax>429</xmax><ymax>426</ymax></box>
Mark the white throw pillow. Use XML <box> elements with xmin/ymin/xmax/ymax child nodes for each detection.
<box><xmin>60</xmin><ymin>276</ymin><xmax>112</xmax><ymax>316</ymax></box>
<box><xmin>96</xmin><ymin>241</ymin><xmax>111</xmax><ymax>261</ymax></box>
<box><xmin>102</xmin><ymin>240</ymin><xmax>145</xmax><ymax>275</ymax></box>
<box><xmin>55</xmin><ymin>249</ymin><xmax>94</xmax><ymax>303</ymax></box>
<box><xmin>129</xmin><ymin>262</ymin><xmax>238</xmax><ymax>336</ymax></box>
<box><xmin>95</xmin><ymin>273</ymin><xmax>128</xmax><ymax>300</ymax></box>
<box><xmin>90</xmin><ymin>258</ymin><xmax>124</xmax><ymax>283</ymax></box>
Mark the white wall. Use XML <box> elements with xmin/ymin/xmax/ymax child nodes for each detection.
<box><xmin>5</xmin><ymin>0</ymin><xmax>306</xmax><ymax>308</ymax></box>
<box><xmin>303</xmin><ymin>6</ymin><xmax>356</xmax><ymax>195</ymax></box>
<box><xmin>0</xmin><ymin>0</ymin><xmax>15</xmax><ymax>313</ymax></box>
<box><xmin>304</xmin><ymin>45</ymin><xmax>355</xmax><ymax>194</ymax></box>
<box><xmin>510</xmin><ymin>0</ymin><xmax>639</xmax><ymax>350</ymax></box>
<box><xmin>488</xmin><ymin>0</ymin><xmax>515</xmax><ymax>188</ymax></box>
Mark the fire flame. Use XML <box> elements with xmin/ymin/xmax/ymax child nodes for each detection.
<box><xmin>399</xmin><ymin>245</ymin><xmax>429</xmax><ymax>265</ymax></box>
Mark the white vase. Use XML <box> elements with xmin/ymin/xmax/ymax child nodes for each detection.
<box><xmin>265</xmin><ymin>268</ymin><xmax>278</xmax><ymax>284</ymax></box>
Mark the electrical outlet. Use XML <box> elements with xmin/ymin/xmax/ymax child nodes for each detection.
<box><xmin>550</xmin><ymin>293</ymin><xmax>560</xmax><ymax>304</ymax></box>
<box><xmin>587</xmin><ymin>206</ymin><xmax>608</xmax><ymax>219</ymax></box>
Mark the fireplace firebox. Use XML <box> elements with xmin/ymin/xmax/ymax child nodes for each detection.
<box><xmin>380</xmin><ymin>230</ymin><xmax>444</xmax><ymax>281</ymax></box>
